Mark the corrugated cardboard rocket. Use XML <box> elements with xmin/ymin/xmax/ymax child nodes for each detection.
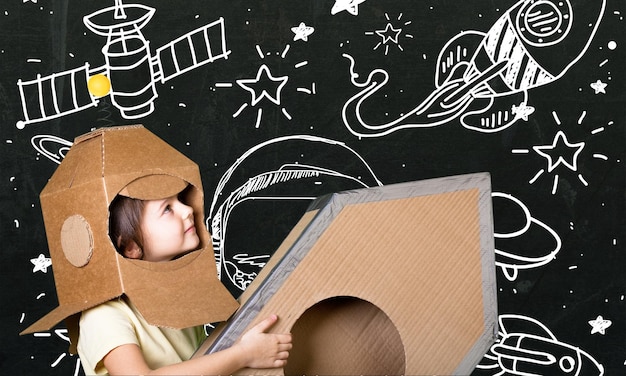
<box><xmin>196</xmin><ymin>173</ymin><xmax>498</xmax><ymax>375</ymax></box>
<box><xmin>21</xmin><ymin>125</ymin><xmax>239</xmax><ymax>350</ymax></box>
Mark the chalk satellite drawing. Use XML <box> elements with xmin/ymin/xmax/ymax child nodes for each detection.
<box><xmin>341</xmin><ymin>0</ymin><xmax>607</xmax><ymax>137</ymax></box>
<box><xmin>16</xmin><ymin>1</ymin><xmax>230</xmax><ymax>128</ymax></box>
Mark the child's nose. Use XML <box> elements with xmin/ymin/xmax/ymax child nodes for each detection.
<box><xmin>178</xmin><ymin>202</ymin><xmax>194</xmax><ymax>218</ymax></box>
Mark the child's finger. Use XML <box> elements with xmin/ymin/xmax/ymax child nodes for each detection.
<box><xmin>276</xmin><ymin>334</ymin><xmax>292</xmax><ymax>345</ymax></box>
<box><xmin>249</xmin><ymin>314</ymin><xmax>279</xmax><ymax>334</ymax></box>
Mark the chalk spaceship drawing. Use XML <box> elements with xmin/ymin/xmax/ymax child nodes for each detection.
<box><xmin>477</xmin><ymin>314</ymin><xmax>604</xmax><ymax>376</ymax></box>
<box><xmin>492</xmin><ymin>193</ymin><xmax>561</xmax><ymax>281</ymax></box>
<box><xmin>341</xmin><ymin>0</ymin><xmax>607</xmax><ymax>137</ymax></box>
<box><xmin>16</xmin><ymin>0</ymin><xmax>229</xmax><ymax>129</ymax></box>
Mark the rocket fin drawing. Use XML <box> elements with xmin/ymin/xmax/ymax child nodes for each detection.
<box><xmin>341</xmin><ymin>0</ymin><xmax>606</xmax><ymax>138</ymax></box>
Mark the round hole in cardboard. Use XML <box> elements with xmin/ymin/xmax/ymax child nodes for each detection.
<box><xmin>60</xmin><ymin>214</ymin><xmax>94</xmax><ymax>267</ymax></box>
<box><xmin>285</xmin><ymin>296</ymin><xmax>405</xmax><ymax>375</ymax></box>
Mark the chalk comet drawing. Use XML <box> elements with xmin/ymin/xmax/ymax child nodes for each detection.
<box><xmin>341</xmin><ymin>0</ymin><xmax>607</xmax><ymax>137</ymax></box>
<box><xmin>16</xmin><ymin>0</ymin><xmax>230</xmax><ymax>128</ymax></box>
<box><xmin>477</xmin><ymin>314</ymin><xmax>604</xmax><ymax>375</ymax></box>
<box><xmin>207</xmin><ymin>135</ymin><xmax>382</xmax><ymax>291</ymax></box>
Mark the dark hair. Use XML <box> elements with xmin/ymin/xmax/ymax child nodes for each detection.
<box><xmin>108</xmin><ymin>195</ymin><xmax>145</xmax><ymax>255</ymax></box>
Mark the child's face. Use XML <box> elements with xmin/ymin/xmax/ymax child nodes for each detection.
<box><xmin>139</xmin><ymin>195</ymin><xmax>200</xmax><ymax>262</ymax></box>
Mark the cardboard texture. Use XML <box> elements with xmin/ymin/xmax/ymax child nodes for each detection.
<box><xmin>195</xmin><ymin>173</ymin><xmax>497</xmax><ymax>375</ymax></box>
<box><xmin>21</xmin><ymin>125</ymin><xmax>239</xmax><ymax>349</ymax></box>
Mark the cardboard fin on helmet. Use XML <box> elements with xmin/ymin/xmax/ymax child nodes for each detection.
<box><xmin>21</xmin><ymin>125</ymin><xmax>238</xmax><ymax>348</ymax></box>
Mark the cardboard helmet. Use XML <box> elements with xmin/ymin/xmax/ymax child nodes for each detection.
<box><xmin>22</xmin><ymin>125</ymin><xmax>238</xmax><ymax>339</ymax></box>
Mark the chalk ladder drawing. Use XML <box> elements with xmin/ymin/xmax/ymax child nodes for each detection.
<box><xmin>477</xmin><ymin>314</ymin><xmax>604</xmax><ymax>375</ymax></box>
<box><xmin>16</xmin><ymin>0</ymin><xmax>230</xmax><ymax>129</ymax></box>
<box><xmin>341</xmin><ymin>0</ymin><xmax>607</xmax><ymax>137</ymax></box>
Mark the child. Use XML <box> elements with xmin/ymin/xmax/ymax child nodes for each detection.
<box><xmin>77</xmin><ymin>187</ymin><xmax>292</xmax><ymax>375</ymax></box>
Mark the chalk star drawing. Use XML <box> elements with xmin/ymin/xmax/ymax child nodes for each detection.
<box><xmin>331</xmin><ymin>0</ymin><xmax>367</xmax><ymax>16</ymax></box>
<box><xmin>291</xmin><ymin>22</ymin><xmax>314</xmax><ymax>42</ymax></box>
<box><xmin>588</xmin><ymin>315</ymin><xmax>612</xmax><ymax>335</ymax></box>
<box><xmin>218</xmin><ymin>45</ymin><xmax>314</xmax><ymax>129</ymax></box>
<box><xmin>511</xmin><ymin>103</ymin><xmax>535</xmax><ymax>121</ymax></box>
<box><xmin>590</xmin><ymin>79</ymin><xmax>607</xmax><ymax>94</ymax></box>
<box><xmin>513</xmin><ymin>111</ymin><xmax>611</xmax><ymax>195</ymax></box>
<box><xmin>376</xmin><ymin>23</ymin><xmax>401</xmax><ymax>44</ymax></box>
<box><xmin>30</xmin><ymin>254</ymin><xmax>52</xmax><ymax>273</ymax></box>
<box><xmin>366</xmin><ymin>13</ymin><xmax>413</xmax><ymax>55</ymax></box>
<box><xmin>533</xmin><ymin>130</ymin><xmax>585</xmax><ymax>173</ymax></box>
<box><xmin>236</xmin><ymin>64</ymin><xmax>288</xmax><ymax>107</ymax></box>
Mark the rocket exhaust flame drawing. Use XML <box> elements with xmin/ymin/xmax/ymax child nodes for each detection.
<box><xmin>341</xmin><ymin>0</ymin><xmax>606</xmax><ymax>137</ymax></box>
<box><xmin>16</xmin><ymin>0</ymin><xmax>230</xmax><ymax>129</ymax></box>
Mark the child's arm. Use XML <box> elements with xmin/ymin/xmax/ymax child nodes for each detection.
<box><xmin>103</xmin><ymin>315</ymin><xmax>292</xmax><ymax>375</ymax></box>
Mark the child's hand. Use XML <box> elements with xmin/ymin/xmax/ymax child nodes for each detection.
<box><xmin>237</xmin><ymin>314</ymin><xmax>292</xmax><ymax>369</ymax></box>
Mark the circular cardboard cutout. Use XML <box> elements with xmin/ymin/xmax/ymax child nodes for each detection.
<box><xmin>285</xmin><ymin>296</ymin><xmax>406</xmax><ymax>374</ymax></box>
<box><xmin>61</xmin><ymin>215</ymin><xmax>94</xmax><ymax>267</ymax></box>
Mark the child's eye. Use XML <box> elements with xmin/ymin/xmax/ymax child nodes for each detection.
<box><xmin>163</xmin><ymin>205</ymin><xmax>172</xmax><ymax>214</ymax></box>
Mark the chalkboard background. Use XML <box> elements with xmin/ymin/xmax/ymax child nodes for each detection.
<box><xmin>1</xmin><ymin>0</ymin><xmax>624</xmax><ymax>374</ymax></box>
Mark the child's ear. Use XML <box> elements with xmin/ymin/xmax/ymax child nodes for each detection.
<box><xmin>123</xmin><ymin>242</ymin><xmax>143</xmax><ymax>259</ymax></box>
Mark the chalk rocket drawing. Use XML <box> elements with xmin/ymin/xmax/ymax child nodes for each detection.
<box><xmin>207</xmin><ymin>135</ymin><xmax>382</xmax><ymax>291</ymax></box>
<box><xmin>16</xmin><ymin>0</ymin><xmax>229</xmax><ymax>129</ymax></box>
<box><xmin>492</xmin><ymin>192</ymin><xmax>561</xmax><ymax>281</ymax></box>
<box><xmin>477</xmin><ymin>314</ymin><xmax>604</xmax><ymax>375</ymax></box>
<box><xmin>341</xmin><ymin>0</ymin><xmax>607</xmax><ymax>137</ymax></box>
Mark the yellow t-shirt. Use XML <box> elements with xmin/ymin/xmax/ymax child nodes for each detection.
<box><xmin>77</xmin><ymin>296</ymin><xmax>206</xmax><ymax>375</ymax></box>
